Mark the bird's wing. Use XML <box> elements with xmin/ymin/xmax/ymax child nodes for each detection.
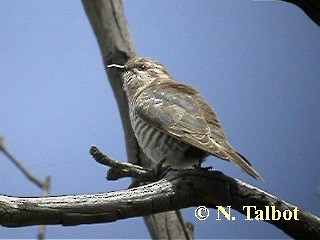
<box><xmin>135</xmin><ymin>82</ymin><xmax>263</xmax><ymax>180</ymax></box>
<box><xmin>135</xmin><ymin>82</ymin><xmax>231</xmax><ymax>158</ymax></box>
<box><xmin>195</xmin><ymin>97</ymin><xmax>263</xmax><ymax>179</ymax></box>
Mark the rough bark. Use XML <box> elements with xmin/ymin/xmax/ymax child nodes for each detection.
<box><xmin>0</xmin><ymin>167</ymin><xmax>319</xmax><ymax>240</ymax></box>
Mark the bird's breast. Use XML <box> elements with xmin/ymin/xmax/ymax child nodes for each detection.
<box><xmin>130</xmin><ymin>110</ymin><xmax>206</xmax><ymax>169</ymax></box>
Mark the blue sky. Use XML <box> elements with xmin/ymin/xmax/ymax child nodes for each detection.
<box><xmin>0</xmin><ymin>0</ymin><xmax>319</xmax><ymax>239</ymax></box>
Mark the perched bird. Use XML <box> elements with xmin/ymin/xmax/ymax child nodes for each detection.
<box><xmin>108</xmin><ymin>57</ymin><xmax>263</xmax><ymax>180</ymax></box>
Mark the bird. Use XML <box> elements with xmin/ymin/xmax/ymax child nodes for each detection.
<box><xmin>108</xmin><ymin>57</ymin><xmax>263</xmax><ymax>180</ymax></box>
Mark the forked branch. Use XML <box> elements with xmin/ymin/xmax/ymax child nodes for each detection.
<box><xmin>1</xmin><ymin>146</ymin><xmax>319</xmax><ymax>240</ymax></box>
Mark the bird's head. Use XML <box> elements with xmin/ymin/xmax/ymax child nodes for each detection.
<box><xmin>108</xmin><ymin>57</ymin><xmax>174</xmax><ymax>100</ymax></box>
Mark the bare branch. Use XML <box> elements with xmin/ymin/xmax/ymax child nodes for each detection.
<box><xmin>37</xmin><ymin>176</ymin><xmax>51</xmax><ymax>240</ymax></box>
<box><xmin>0</xmin><ymin>157</ymin><xmax>319</xmax><ymax>239</ymax></box>
<box><xmin>0</xmin><ymin>136</ymin><xmax>44</xmax><ymax>189</ymax></box>
<box><xmin>0</xmin><ymin>136</ymin><xmax>51</xmax><ymax>240</ymax></box>
<box><xmin>90</xmin><ymin>146</ymin><xmax>320</xmax><ymax>239</ymax></box>
<box><xmin>90</xmin><ymin>146</ymin><xmax>150</xmax><ymax>181</ymax></box>
<box><xmin>280</xmin><ymin>0</ymin><xmax>320</xmax><ymax>27</ymax></box>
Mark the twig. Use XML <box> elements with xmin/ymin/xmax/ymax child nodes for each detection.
<box><xmin>0</xmin><ymin>136</ymin><xmax>44</xmax><ymax>188</ymax></box>
<box><xmin>37</xmin><ymin>176</ymin><xmax>51</xmax><ymax>240</ymax></box>
<box><xmin>0</xmin><ymin>136</ymin><xmax>51</xmax><ymax>240</ymax></box>
<box><xmin>90</xmin><ymin>146</ymin><xmax>156</xmax><ymax>182</ymax></box>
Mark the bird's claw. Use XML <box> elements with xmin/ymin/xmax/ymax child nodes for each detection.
<box><xmin>193</xmin><ymin>163</ymin><xmax>212</xmax><ymax>171</ymax></box>
<box><xmin>153</xmin><ymin>164</ymin><xmax>171</xmax><ymax>179</ymax></box>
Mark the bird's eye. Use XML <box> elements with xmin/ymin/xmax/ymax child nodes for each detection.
<box><xmin>139</xmin><ymin>64</ymin><xmax>146</xmax><ymax>70</ymax></box>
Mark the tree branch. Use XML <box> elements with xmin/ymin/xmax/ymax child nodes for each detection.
<box><xmin>1</xmin><ymin>147</ymin><xmax>319</xmax><ymax>239</ymax></box>
<box><xmin>0</xmin><ymin>137</ymin><xmax>45</xmax><ymax>189</ymax></box>
<box><xmin>280</xmin><ymin>0</ymin><xmax>320</xmax><ymax>27</ymax></box>
<box><xmin>0</xmin><ymin>136</ymin><xmax>51</xmax><ymax>240</ymax></box>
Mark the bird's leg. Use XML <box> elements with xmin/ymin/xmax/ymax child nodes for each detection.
<box><xmin>128</xmin><ymin>158</ymin><xmax>168</xmax><ymax>188</ymax></box>
<box><xmin>193</xmin><ymin>158</ymin><xmax>212</xmax><ymax>170</ymax></box>
<box><xmin>153</xmin><ymin>156</ymin><xmax>171</xmax><ymax>177</ymax></box>
<box><xmin>196</xmin><ymin>158</ymin><xmax>203</xmax><ymax>168</ymax></box>
<box><xmin>128</xmin><ymin>157</ymin><xmax>171</xmax><ymax>187</ymax></box>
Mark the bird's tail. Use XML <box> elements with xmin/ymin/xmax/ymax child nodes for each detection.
<box><xmin>231</xmin><ymin>151</ymin><xmax>264</xmax><ymax>181</ymax></box>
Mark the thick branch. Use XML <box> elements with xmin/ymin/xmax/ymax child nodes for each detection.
<box><xmin>90</xmin><ymin>146</ymin><xmax>320</xmax><ymax>239</ymax></box>
<box><xmin>0</xmin><ymin>166</ymin><xmax>319</xmax><ymax>239</ymax></box>
<box><xmin>82</xmin><ymin>0</ymin><xmax>137</xmax><ymax>166</ymax></box>
<box><xmin>280</xmin><ymin>0</ymin><xmax>320</xmax><ymax>27</ymax></box>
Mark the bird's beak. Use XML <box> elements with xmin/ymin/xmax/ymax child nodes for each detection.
<box><xmin>107</xmin><ymin>64</ymin><xmax>125</xmax><ymax>70</ymax></box>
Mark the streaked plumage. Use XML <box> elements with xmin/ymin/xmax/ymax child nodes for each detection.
<box><xmin>108</xmin><ymin>57</ymin><xmax>263</xmax><ymax>180</ymax></box>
